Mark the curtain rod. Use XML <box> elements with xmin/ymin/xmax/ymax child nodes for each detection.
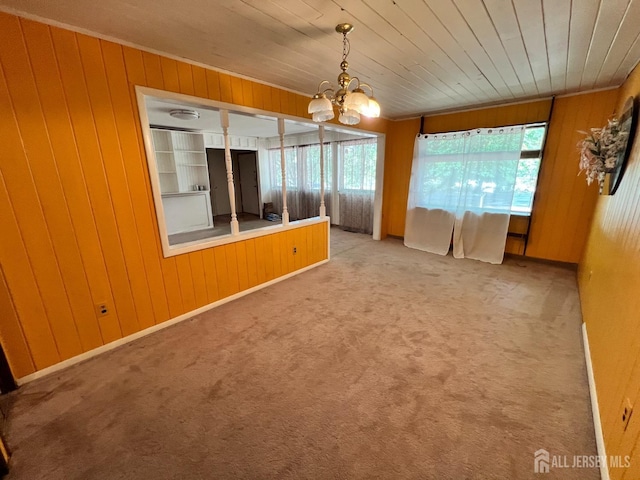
<box><xmin>420</xmin><ymin>121</ymin><xmax>548</xmax><ymax>136</ymax></box>
<box><xmin>267</xmin><ymin>138</ymin><xmax>376</xmax><ymax>149</ymax></box>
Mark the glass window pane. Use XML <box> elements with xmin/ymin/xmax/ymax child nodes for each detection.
<box><xmin>522</xmin><ymin>127</ymin><xmax>545</xmax><ymax>151</ymax></box>
<box><xmin>340</xmin><ymin>139</ymin><xmax>377</xmax><ymax>191</ymax></box>
<box><xmin>301</xmin><ymin>144</ymin><xmax>332</xmax><ymax>190</ymax></box>
<box><xmin>512</xmin><ymin>158</ymin><xmax>541</xmax><ymax>213</ymax></box>
<box><xmin>285</xmin><ymin>148</ymin><xmax>297</xmax><ymax>189</ymax></box>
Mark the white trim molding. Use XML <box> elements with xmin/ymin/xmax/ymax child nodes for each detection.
<box><xmin>582</xmin><ymin>322</ymin><xmax>610</xmax><ymax>480</ymax></box>
<box><xmin>17</xmin><ymin>257</ymin><xmax>329</xmax><ymax>386</ymax></box>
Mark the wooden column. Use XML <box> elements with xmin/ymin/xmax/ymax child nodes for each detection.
<box><xmin>278</xmin><ymin>118</ymin><xmax>290</xmax><ymax>225</ymax></box>
<box><xmin>319</xmin><ymin>125</ymin><xmax>326</xmax><ymax>218</ymax></box>
<box><xmin>220</xmin><ymin>110</ymin><xmax>240</xmax><ymax>235</ymax></box>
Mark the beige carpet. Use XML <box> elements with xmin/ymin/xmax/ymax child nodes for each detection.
<box><xmin>168</xmin><ymin>213</ymin><xmax>274</xmax><ymax>245</ymax></box>
<box><xmin>1</xmin><ymin>229</ymin><xmax>597</xmax><ymax>479</ymax></box>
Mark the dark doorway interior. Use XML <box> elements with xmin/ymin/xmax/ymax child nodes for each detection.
<box><xmin>206</xmin><ymin>149</ymin><xmax>260</xmax><ymax>219</ymax></box>
<box><xmin>0</xmin><ymin>344</ymin><xmax>16</xmax><ymax>395</ymax></box>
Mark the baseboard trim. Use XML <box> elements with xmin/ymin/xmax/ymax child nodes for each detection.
<box><xmin>16</xmin><ymin>259</ymin><xmax>329</xmax><ymax>386</ymax></box>
<box><xmin>582</xmin><ymin>322</ymin><xmax>610</xmax><ymax>480</ymax></box>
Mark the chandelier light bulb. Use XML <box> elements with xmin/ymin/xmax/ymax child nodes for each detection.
<box><xmin>363</xmin><ymin>97</ymin><xmax>381</xmax><ymax>118</ymax></box>
<box><xmin>343</xmin><ymin>89</ymin><xmax>369</xmax><ymax>114</ymax></box>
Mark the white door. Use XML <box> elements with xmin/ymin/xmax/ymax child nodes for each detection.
<box><xmin>238</xmin><ymin>153</ymin><xmax>260</xmax><ymax>216</ymax></box>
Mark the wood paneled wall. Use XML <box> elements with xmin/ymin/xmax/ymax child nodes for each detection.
<box><xmin>381</xmin><ymin>118</ymin><xmax>421</xmax><ymax>238</ymax></box>
<box><xmin>381</xmin><ymin>92</ymin><xmax>618</xmax><ymax>264</ymax></box>
<box><xmin>0</xmin><ymin>12</ymin><xmax>342</xmax><ymax>379</ymax></box>
<box><xmin>579</xmin><ymin>64</ymin><xmax>640</xmax><ymax>480</ymax></box>
<box><xmin>526</xmin><ymin>89</ymin><xmax>618</xmax><ymax>263</ymax></box>
<box><xmin>422</xmin><ymin>99</ymin><xmax>553</xmax><ymax>133</ymax></box>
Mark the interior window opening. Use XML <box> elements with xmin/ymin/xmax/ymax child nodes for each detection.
<box><xmin>139</xmin><ymin>89</ymin><xmax>384</xmax><ymax>255</ymax></box>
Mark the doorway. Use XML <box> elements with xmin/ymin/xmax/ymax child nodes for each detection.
<box><xmin>207</xmin><ymin>149</ymin><xmax>260</xmax><ymax>219</ymax></box>
<box><xmin>207</xmin><ymin>149</ymin><xmax>231</xmax><ymax>217</ymax></box>
<box><xmin>237</xmin><ymin>152</ymin><xmax>260</xmax><ymax>216</ymax></box>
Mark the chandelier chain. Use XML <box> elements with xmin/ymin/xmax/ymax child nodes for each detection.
<box><xmin>342</xmin><ymin>35</ymin><xmax>350</xmax><ymax>62</ymax></box>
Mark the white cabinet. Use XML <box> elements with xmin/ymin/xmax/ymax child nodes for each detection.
<box><xmin>162</xmin><ymin>192</ymin><xmax>213</xmax><ymax>235</ymax></box>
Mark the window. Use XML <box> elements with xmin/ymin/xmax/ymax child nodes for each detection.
<box><xmin>265</xmin><ymin>138</ymin><xmax>377</xmax><ymax>230</ymax></box>
<box><xmin>268</xmin><ymin>146</ymin><xmax>297</xmax><ymax>189</ymax></box>
<box><xmin>513</xmin><ymin>125</ymin><xmax>545</xmax><ymax>214</ymax></box>
<box><xmin>339</xmin><ymin>139</ymin><xmax>377</xmax><ymax>192</ymax></box>
<box><xmin>417</xmin><ymin>123</ymin><xmax>546</xmax><ymax>215</ymax></box>
<box><xmin>300</xmin><ymin>144</ymin><xmax>333</xmax><ymax>191</ymax></box>
<box><xmin>268</xmin><ymin>139</ymin><xmax>377</xmax><ymax>194</ymax></box>
<box><xmin>268</xmin><ymin>144</ymin><xmax>332</xmax><ymax>190</ymax></box>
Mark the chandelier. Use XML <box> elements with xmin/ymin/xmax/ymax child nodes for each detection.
<box><xmin>308</xmin><ymin>23</ymin><xmax>381</xmax><ymax>125</ymax></box>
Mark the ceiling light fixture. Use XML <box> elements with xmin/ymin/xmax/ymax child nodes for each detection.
<box><xmin>308</xmin><ymin>23</ymin><xmax>380</xmax><ymax>125</ymax></box>
<box><xmin>169</xmin><ymin>109</ymin><xmax>200</xmax><ymax>120</ymax></box>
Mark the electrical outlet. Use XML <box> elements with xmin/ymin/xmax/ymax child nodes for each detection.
<box><xmin>95</xmin><ymin>302</ymin><xmax>110</xmax><ymax>317</ymax></box>
<box><xmin>622</xmin><ymin>398</ymin><xmax>633</xmax><ymax>431</ymax></box>
<box><xmin>293</xmin><ymin>246</ymin><xmax>297</xmax><ymax>254</ymax></box>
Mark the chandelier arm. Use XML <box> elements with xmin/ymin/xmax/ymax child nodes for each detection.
<box><xmin>346</xmin><ymin>76</ymin><xmax>360</xmax><ymax>91</ymax></box>
<box><xmin>316</xmin><ymin>79</ymin><xmax>333</xmax><ymax>93</ymax></box>
<box><xmin>358</xmin><ymin>82</ymin><xmax>374</xmax><ymax>96</ymax></box>
<box><xmin>320</xmin><ymin>84</ymin><xmax>335</xmax><ymax>94</ymax></box>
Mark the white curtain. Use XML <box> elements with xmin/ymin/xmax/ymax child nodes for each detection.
<box><xmin>338</xmin><ymin>139</ymin><xmax>377</xmax><ymax>234</ymax></box>
<box><xmin>405</xmin><ymin>126</ymin><xmax>525</xmax><ymax>264</ymax></box>
<box><xmin>267</xmin><ymin>144</ymin><xmax>331</xmax><ymax>221</ymax></box>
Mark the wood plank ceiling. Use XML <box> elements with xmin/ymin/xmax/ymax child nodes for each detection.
<box><xmin>2</xmin><ymin>0</ymin><xmax>639</xmax><ymax>118</ymax></box>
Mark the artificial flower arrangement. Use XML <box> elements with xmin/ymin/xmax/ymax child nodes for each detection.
<box><xmin>578</xmin><ymin>117</ymin><xmax>629</xmax><ymax>192</ymax></box>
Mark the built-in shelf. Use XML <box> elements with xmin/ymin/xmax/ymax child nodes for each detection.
<box><xmin>151</xmin><ymin>128</ymin><xmax>210</xmax><ymax>195</ymax></box>
<box><xmin>151</xmin><ymin>128</ymin><xmax>213</xmax><ymax>236</ymax></box>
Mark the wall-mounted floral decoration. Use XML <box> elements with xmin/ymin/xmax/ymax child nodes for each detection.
<box><xmin>579</xmin><ymin>96</ymin><xmax>636</xmax><ymax>195</ymax></box>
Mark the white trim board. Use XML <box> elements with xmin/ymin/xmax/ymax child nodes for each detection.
<box><xmin>16</xmin><ymin>258</ymin><xmax>329</xmax><ymax>386</ymax></box>
<box><xmin>582</xmin><ymin>322</ymin><xmax>610</xmax><ymax>480</ymax></box>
